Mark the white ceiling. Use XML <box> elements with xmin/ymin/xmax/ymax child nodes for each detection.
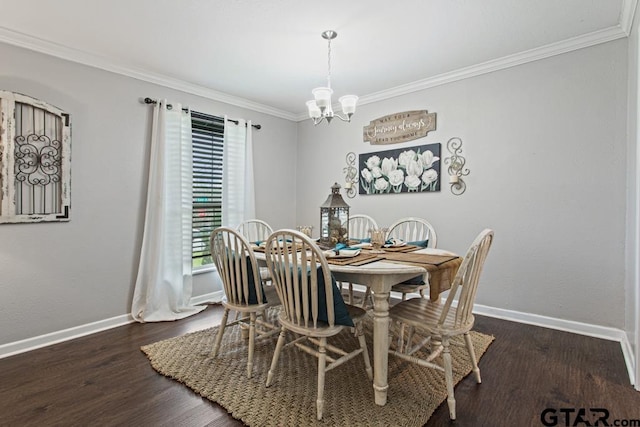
<box><xmin>0</xmin><ymin>0</ymin><xmax>635</xmax><ymax>120</ymax></box>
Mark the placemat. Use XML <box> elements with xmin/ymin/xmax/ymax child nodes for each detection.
<box><xmin>382</xmin><ymin>244</ymin><xmax>422</xmax><ymax>253</ymax></box>
<box><xmin>326</xmin><ymin>253</ymin><xmax>381</xmax><ymax>266</ymax></box>
<box><xmin>380</xmin><ymin>253</ymin><xmax>458</xmax><ymax>267</ymax></box>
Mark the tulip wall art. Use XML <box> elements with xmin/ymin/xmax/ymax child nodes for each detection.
<box><xmin>359</xmin><ymin>143</ymin><xmax>441</xmax><ymax>195</ymax></box>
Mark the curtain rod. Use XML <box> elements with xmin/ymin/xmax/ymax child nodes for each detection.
<box><xmin>142</xmin><ymin>97</ymin><xmax>261</xmax><ymax>129</ymax></box>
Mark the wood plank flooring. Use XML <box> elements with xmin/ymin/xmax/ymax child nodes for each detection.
<box><xmin>1</xmin><ymin>303</ymin><xmax>638</xmax><ymax>427</ymax></box>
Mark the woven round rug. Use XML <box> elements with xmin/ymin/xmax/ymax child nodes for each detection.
<box><xmin>141</xmin><ymin>309</ymin><xmax>494</xmax><ymax>427</ymax></box>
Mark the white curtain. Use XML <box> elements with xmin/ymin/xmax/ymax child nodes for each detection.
<box><xmin>222</xmin><ymin>117</ymin><xmax>256</xmax><ymax>227</ymax></box>
<box><xmin>132</xmin><ymin>100</ymin><xmax>206</xmax><ymax>322</ymax></box>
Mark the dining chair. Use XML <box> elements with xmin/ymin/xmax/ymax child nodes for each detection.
<box><xmin>236</xmin><ymin>219</ymin><xmax>273</xmax><ymax>243</ymax></box>
<box><xmin>385</xmin><ymin>216</ymin><xmax>438</xmax><ymax>301</ymax></box>
<box><xmin>236</xmin><ymin>219</ymin><xmax>275</xmax><ymax>305</ymax></box>
<box><xmin>264</xmin><ymin>229</ymin><xmax>373</xmax><ymax>421</ymax></box>
<box><xmin>388</xmin><ymin>228</ymin><xmax>494</xmax><ymax>420</ymax></box>
<box><xmin>344</xmin><ymin>214</ymin><xmax>378</xmax><ymax>307</ymax></box>
<box><xmin>209</xmin><ymin>227</ymin><xmax>280</xmax><ymax>378</ymax></box>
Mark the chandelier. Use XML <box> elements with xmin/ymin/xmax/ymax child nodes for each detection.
<box><xmin>306</xmin><ymin>30</ymin><xmax>358</xmax><ymax>125</ymax></box>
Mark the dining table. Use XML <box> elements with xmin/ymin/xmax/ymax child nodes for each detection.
<box><xmin>254</xmin><ymin>243</ymin><xmax>461</xmax><ymax>407</ymax></box>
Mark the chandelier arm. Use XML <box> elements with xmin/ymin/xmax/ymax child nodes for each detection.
<box><xmin>333</xmin><ymin>113</ymin><xmax>352</xmax><ymax>123</ymax></box>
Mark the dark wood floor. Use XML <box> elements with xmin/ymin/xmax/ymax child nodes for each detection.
<box><xmin>1</xmin><ymin>303</ymin><xmax>639</xmax><ymax>427</ymax></box>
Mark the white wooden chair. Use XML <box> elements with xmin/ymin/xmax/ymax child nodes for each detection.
<box><xmin>236</xmin><ymin>219</ymin><xmax>273</xmax><ymax>243</ymax></box>
<box><xmin>386</xmin><ymin>217</ymin><xmax>438</xmax><ymax>301</ymax></box>
<box><xmin>344</xmin><ymin>214</ymin><xmax>378</xmax><ymax>307</ymax></box>
<box><xmin>264</xmin><ymin>229</ymin><xmax>373</xmax><ymax>421</ymax></box>
<box><xmin>209</xmin><ymin>227</ymin><xmax>280</xmax><ymax>378</ymax></box>
<box><xmin>236</xmin><ymin>219</ymin><xmax>274</xmax><ymax>294</ymax></box>
<box><xmin>388</xmin><ymin>229</ymin><xmax>494</xmax><ymax>420</ymax></box>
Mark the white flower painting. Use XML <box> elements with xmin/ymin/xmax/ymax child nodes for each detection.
<box><xmin>359</xmin><ymin>143</ymin><xmax>441</xmax><ymax>195</ymax></box>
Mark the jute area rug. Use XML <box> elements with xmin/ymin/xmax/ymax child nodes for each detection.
<box><xmin>141</xmin><ymin>310</ymin><xmax>494</xmax><ymax>427</ymax></box>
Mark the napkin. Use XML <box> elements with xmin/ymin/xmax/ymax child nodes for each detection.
<box><xmin>384</xmin><ymin>238</ymin><xmax>405</xmax><ymax>247</ymax></box>
<box><xmin>323</xmin><ymin>243</ymin><xmax>361</xmax><ymax>258</ymax></box>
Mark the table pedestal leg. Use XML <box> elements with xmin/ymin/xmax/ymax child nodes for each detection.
<box><xmin>372</xmin><ymin>290</ymin><xmax>390</xmax><ymax>406</ymax></box>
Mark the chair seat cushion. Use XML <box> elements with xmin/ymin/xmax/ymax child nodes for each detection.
<box><xmin>345</xmin><ymin>303</ymin><xmax>368</xmax><ymax>322</ymax></box>
<box><xmin>396</xmin><ymin>275</ymin><xmax>425</xmax><ymax>287</ymax></box>
<box><xmin>391</xmin><ymin>282</ymin><xmax>428</xmax><ymax>294</ymax></box>
<box><xmin>389</xmin><ymin>297</ymin><xmax>474</xmax><ymax>334</ymax></box>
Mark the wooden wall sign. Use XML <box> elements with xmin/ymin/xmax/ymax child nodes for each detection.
<box><xmin>363</xmin><ymin>110</ymin><xmax>436</xmax><ymax>145</ymax></box>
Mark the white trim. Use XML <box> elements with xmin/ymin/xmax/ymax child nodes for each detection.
<box><xmin>0</xmin><ymin>314</ymin><xmax>134</xmax><ymax>360</ymax></box>
<box><xmin>629</xmin><ymin>0</ymin><xmax>640</xmax><ymax>391</ymax></box>
<box><xmin>350</xmin><ymin>284</ymin><xmax>637</xmax><ymax>385</ymax></box>
<box><xmin>193</xmin><ymin>265</ymin><xmax>217</xmax><ymax>275</ymax></box>
<box><xmin>0</xmin><ymin>291</ymin><xmax>224</xmax><ymax>360</ymax></box>
<box><xmin>0</xmin><ymin>26</ymin><xmax>297</xmax><ymax>121</ymax></box>
<box><xmin>0</xmin><ymin>20</ymin><xmax>631</xmax><ymax>124</ymax></box>
<box><xmin>620</xmin><ymin>335</ymin><xmax>637</xmax><ymax>387</ymax></box>
<box><xmin>473</xmin><ymin>304</ymin><xmax>635</xmax><ymax>386</ymax></box>
<box><xmin>0</xmin><ymin>285</ymin><xmax>635</xmax><ymax>386</ymax></box>
<box><xmin>297</xmin><ymin>26</ymin><xmax>629</xmax><ymax>121</ymax></box>
<box><xmin>621</xmin><ymin>0</ymin><xmax>639</xmax><ymax>36</ymax></box>
<box><xmin>473</xmin><ymin>303</ymin><xmax>626</xmax><ymax>342</ymax></box>
<box><xmin>190</xmin><ymin>290</ymin><xmax>224</xmax><ymax>305</ymax></box>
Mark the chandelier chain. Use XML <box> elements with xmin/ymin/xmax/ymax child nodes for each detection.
<box><xmin>327</xmin><ymin>37</ymin><xmax>332</xmax><ymax>89</ymax></box>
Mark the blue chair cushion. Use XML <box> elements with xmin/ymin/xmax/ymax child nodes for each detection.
<box><xmin>236</xmin><ymin>256</ymin><xmax>267</xmax><ymax>305</ymax></box>
<box><xmin>401</xmin><ymin>275</ymin><xmax>426</xmax><ymax>286</ymax></box>
<box><xmin>299</xmin><ymin>266</ymin><xmax>354</xmax><ymax>327</ymax></box>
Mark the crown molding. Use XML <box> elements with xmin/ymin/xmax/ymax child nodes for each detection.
<box><xmin>0</xmin><ymin>26</ymin><xmax>298</xmax><ymax>121</ymax></box>
<box><xmin>296</xmin><ymin>25</ymin><xmax>629</xmax><ymax>121</ymax></box>
<box><xmin>0</xmin><ymin>18</ymin><xmax>630</xmax><ymax>125</ymax></box>
<box><xmin>620</xmin><ymin>0</ymin><xmax>639</xmax><ymax>36</ymax></box>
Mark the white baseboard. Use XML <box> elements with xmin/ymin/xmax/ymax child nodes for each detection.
<box><xmin>0</xmin><ymin>313</ymin><xmax>134</xmax><ymax>360</ymax></box>
<box><xmin>350</xmin><ymin>284</ymin><xmax>636</xmax><ymax>385</ymax></box>
<box><xmin>191</xmin><ymin>290</ymin><xmax>224</xmax><ymax>305</ymax></box>
<box><xmin>1</xmin><ymin>287</ymin><xmax>637</xmax><ymax>387</ymax></box>
<box><xmin>0</xmin><ymin>291</ymin><xmax>225</xmax><ymax>360</ymax></box>
<box><xmin>473</xmin><ymin>303</ymin><xmax>635</xmax><ymax>386</ymax></box>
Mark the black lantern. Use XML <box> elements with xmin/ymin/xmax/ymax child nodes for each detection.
<box><xmin>319</xmin><ymin>183</ymin><xmax>350</xmax><ymax>248</ymax></box>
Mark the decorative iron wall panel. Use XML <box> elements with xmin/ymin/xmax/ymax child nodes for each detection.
<box><xmin>0</xmin><ymin>91</ymin><xmax>71</xmax><ymax>223</ymax></box>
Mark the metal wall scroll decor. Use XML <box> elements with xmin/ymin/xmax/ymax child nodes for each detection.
<box><xmin>343</xmin><ymin>152</ymin><xmax>358</xmax><ymax>198</ymax></box>
<box><xmin>359</xmin><ymin>143</ymin><xmax>441</xmax><ymax>195</ymax></box>
<box><xmin>0</xmin><ymin>90</ymin><xmax>71</xmax><ymax>223</ymax></box>
<box><xmin>363</xmin><ymin>110</ymin><xmax>436</xmax><ymax>145</ymax></box>
<box><xmin>444</xmin><ymin>137</ymin><xmax>470</xmax><ymax>195</ymax></box>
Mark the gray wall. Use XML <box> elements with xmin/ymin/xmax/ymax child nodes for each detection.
<box><xmin>0</xmin><ymin>36</ymin><xmax>633</xmax><ymax>347</ymax></box>
<box><xmin>297</xmin><ymin>39</ymin><xmax>629</xmax><ymax>329</ymax></box>
<box><xmin>0</xmin><ymin>42</ymin><xmax>298</xmax><ymax>345</ymax></box>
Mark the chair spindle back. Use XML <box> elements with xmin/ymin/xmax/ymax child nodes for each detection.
<box><xmin>237</xmin><ymin>219</ymin><xmax>274</xmax><ymax>243</ymax></box>
<box><xmin>386</xmin><ymin>217</ymin><xmax>438</xmax><ymax>247</ymax></box>
<box><xmin>265</xmin><ymin>229</ymin><xmax>336</xmax><ymax>329</ymax></box>
<box><xmin>210</xmin><ymin>227</ymin><xmax>266</xmax><ymax>306</ymax></box>
<box><xmin>439</xmin><ymin>229</ymin><xmax>494</xmax><ymax>328</ymax></box>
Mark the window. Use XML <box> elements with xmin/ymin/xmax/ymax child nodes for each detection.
<box><xmin>191</xmin><ymin>111</ymin><xmax>224</xmax><ymax>268</ymax></box>
<box><xmin>0</xmin><ymin>91</ymin><xmax>71</xmax><ymax>224</ymax></box>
